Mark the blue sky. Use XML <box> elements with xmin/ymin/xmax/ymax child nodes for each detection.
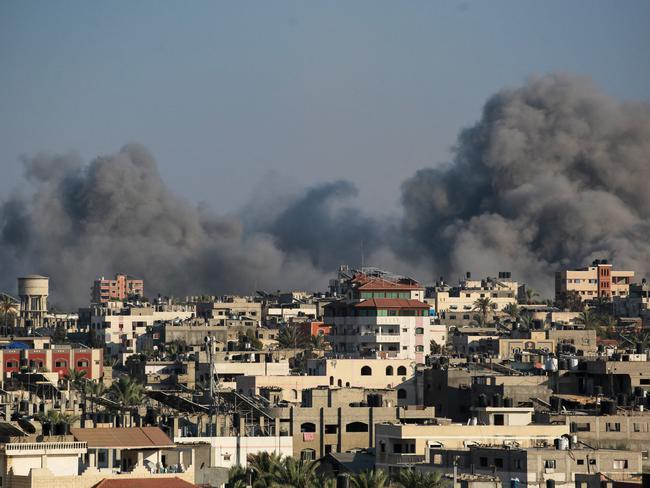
<box><xmin>1</xmin><ymin>0</ymin><xmax>649</xmax><ymax>214</ymax></box>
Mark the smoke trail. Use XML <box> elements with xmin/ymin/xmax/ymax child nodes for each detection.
<box><xmin>400</xmin><ymin>73</ymin><xmax>650</xmax><ymax>293</ymax></box>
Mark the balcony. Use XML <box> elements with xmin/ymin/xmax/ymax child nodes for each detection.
<box><xmin>3</xmin><ymin>441</ymin><xmax>87</xmax><ymax>456</ymax></box>
<box><xmin>377</xmin><ymin>453</ymin><xmax>426</xmax><ymax>465</ymax></box>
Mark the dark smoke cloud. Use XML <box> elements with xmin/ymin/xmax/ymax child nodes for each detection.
<box><xmin>2</xmin><ymin>73</ymin><xmax>648</xmax><ymax>306</ymax></box>
<box><xmin>0</xmin><ymin>144</ymin><xmax>340</xmax><ymax>307</ymax></box>
<box><xmin>400</xmin><ymin>73</ymin><xmax>650</xmax><ymax>293</ymax></box>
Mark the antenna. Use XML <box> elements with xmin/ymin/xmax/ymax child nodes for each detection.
<box><xmin>361</xmin><ymin>239</ymin><xmax>365</xmax><ymax>270</ymax></box>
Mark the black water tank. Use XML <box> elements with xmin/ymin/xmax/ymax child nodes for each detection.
<box><xmin>492</xmin><ymin>393</ymin><xmax>502</xmax><ymax>407</ymax></box>
<box><xmin>558</xmin><ymin>359</ymin><xmax>568</xmax><ymax>370</ymax></box>
<box><xmin>550</xmin><ymin>397</ymin><xmax>562</xmax><ymax>412</ymax></box>
<box><xmin>504</xmin><ymin>397</ymin><xmax>514</xmax><ymax>408</ymax></box>
<box><xmin>617</xmin><ymin>393</ymin><xmax>628</xmax><ymax>407</ymax></box>
<box><xmin>636</xmin><ymin>343</ymin><xmax>644</xmax><ymax>354</ymax></box>
<box><xmin>600</xmin><ymin>400</ymin><xmax>617</xmax><ymax>415</ymax></box>
<box><xmin>546</xmin><ymin>479</ymin><xmax>556</xmax><ymax>488</ymax></box>
<box><xmin>337</xmin><ymin>474</ymin><xmax>350</xmax><ymax>488</ymax></box>
<box><xmin>634</xmin><ymin>387</ymin><xmax>644</xmax><ymax>398</ymax></box>
<box><xmin>478</xmin><ymin>394</ymin><xmax>488</xmax><ymax>407</ymax></box>
<box><xmin>593</xmin><ymin>385</ymin><xmax>603</xmax><ymax>396</ymax></box>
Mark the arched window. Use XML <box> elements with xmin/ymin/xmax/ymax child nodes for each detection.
<box><xmin>292</xmin><ymin>389</ymin><xmax>299</xmax><ymax>399</ymax></box>
<box><xmin>330</xmin><ymin>376</ymin><xmax>334</xmax><ymax>386</ymax></box>
<box><xmin>300</xmin><ymin>422</ymin><xmax>316</xmax><ymax>433</ymax></box>
<box><xmin>386</xmin><ymin>366</ymin><xmax>394</xmax><ymax>376</ymax></box>
<box><xmin>346</xmin><ymin>421</ymin><xmax>369</xmax><ymax>433</ymax></box>
<box><xmin>338</xmin><ymin>379</ymin><xmax>343</xmax><ymax>387</ymax></box>
<box><xmin>415</xmin><ymin>327</ymin><xmax>424</xmax><ymax>334</ymax></box>
<box><xmin>77</xmin><ymin>360</ymin><xmax>89</xmax><ymax>368</ymax></box>
<box><xmin>397</xmin><ymin>388</ymin><xmax>407</xmax><ymax>400</ymax></box>
<box><xmin>361</xmin><ymin>366</ymin><xmax>372</xmax><ymax>376</ymax></box>
<box><xmin>345</xmin><ymin>382</ymin><xmax>350</xmax><ymax>387</ymax></box>
<box><xmin>301</xmin><ymin>449</ymin><xmax>316</xmax><ymax>461</ymax></box>
<box><xmin>397</xmin><ymin>366</ymin><xmax>407</xmax><ymax>376</ymax></box>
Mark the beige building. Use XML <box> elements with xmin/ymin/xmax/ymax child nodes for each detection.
<box><xmin>555</xmin><ymin>259</ymin><xmax>634</xmax><ymax>301</ymax></box>
<box><xmin>269</xmin><ymin>386</ymin><xmax>436</xmax><ymax>460</ymax></box>
<box><xmin>0</xmin><ymin>427</ymin><xmax>196</xmax><ymax>488</ymax></box>
<box><xmin>196</xmin><ymin>297</ymin><xmax>262</xmax><ymax>322</ymax></box>
<box><xmin>421</xmin><ymin>445</ymin><xmax>642</xmax><ymax>488</ymax></box>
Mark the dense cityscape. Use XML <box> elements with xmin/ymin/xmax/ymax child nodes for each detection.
<box><xmin>0</xmin><ymin>259</ymin><xmax>648</xmax><ymax>487</ymax></box>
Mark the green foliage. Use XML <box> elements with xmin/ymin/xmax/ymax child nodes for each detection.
<box><xmin>472</xmin><ymin>297</ymin><xmax>496</xmax><ymax>323</ymax></box>
<box><xmin>238</xmin><ymin>328</ymin><xmax>263</xmax><ymax>351</ymax></box>
<box><xmin>278</xmin><ymin>324</ymin><xmax>308</xmax><ymax>349</ymax></box>
<box><xmin>397</xmin><ymin>468</ymin><xmax>447</xmax><ymax>488</ymax></box>
<box><xmin>350</xmin><ymin>469</ymin><xmax>389</xmax><ymax>488</ymax></box>
<box><xmin>109</xmin><ymin>376</ymin><xmax>145</xmax><ymax>406</ymax></box>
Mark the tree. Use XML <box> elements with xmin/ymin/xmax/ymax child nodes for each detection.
<box><xmin>577</xmin><ymin>309</ymin><xmax>599</xmax><ymax>330</ymax></box>
<box><xmin>65</xmin><ymin>368</ymin><xmax>87</xmax><ymax>389</ymax></box>
<box><xmin>84</xmin><ymin>380</ymin><xmax>107</xmax><ymax>414</ymax></box>
<box><xmin>278</xmin><ymin>324</ymin><xmax>308</xmax><ymax>350</ymax></box>
<box><xmin>273</xmin><ymin>456</ymin><xmax>318</xmax><ymax>488</ymax></box>
<box><xmin>247</xmin><ymin>451</ymin><xmax>283</xmax><ymax>487</ymax></box>
<box><xmin>36</xmin><ymin>410</ymin><xmax>80</xmax><ymax>435</ymax></box>
<box><xmin>0</xmin><ymin>295</ymin><xmax>17</xmax><ymax>336</ymax></box>
<box><xmin>109</xmin><ymin>376</ymin><xmax>145</xmax><ymax>406</ymax></box>
<box><xmin>226</xmin><ymin>465</ymin><xmax>249</xmax><ymax>488</ymax></box>
<box><xmin>503</xmin><ymin>303</ymin><xmax>520</xmax><ymax>322</ymax></box>
<box><xmin>472</xmin><ymin>297</ymin><xmax>496</xmax><ymax>323</ymax></box>
<box><xmin>469</xmin><ymin>314</ymin><xmax>487</xmax><ymax>327</ymax></box>
<box><xmin>309</xmin><ymin>333</ymin><xmax>327</xmax><ymax>352</ymax></box>
<box><xmin>555</xmin><ymin>291</ymin><xmax>584</xmax><ymax>312</ymax></box>
<box><xmin>350</xmin><ymin>470</ymin><xmax>389</xmax><ymax>488</ymax></box>
<box><xmin>525</xmin><ymin>288</ymin><xmax>540</xmax><ymax>304</ymax></box>
<box><xmin>398</xmin><ymin>469</ymin><xmax>446</xmax><ymax>488</ymax></box>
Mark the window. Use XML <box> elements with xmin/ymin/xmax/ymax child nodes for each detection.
<box><xmin>415</xmin><ymin>346</ymin><xmax>424</xmax><ymax>352</ymax></box>
<box><xmin>493</xmin><ymin>414</ymin><xmax>505</xmax><ymax>426</ymax></box>
<box><xmin>55</xmin><ymin>360</ymin><xmax>67</xmax><ymax>368</ymax></box>
<box><xmin>633</xmin><ymin>423</ymin><xmax>648</xmax><ymax>433</ymax></box>
<box><xmin>346</xmin><ymin>422</ymin><xmax>368</xmax><ymax>433</ymax></box>
<box><xmin>300</xmin><ymin>422</ymin><xmax>316</xmax><ymax>433</ymax></box>
<box><xmin>545</xmin><ymin>460</ymin><xmax>556</xmax><ymax>469</ymax></box>
<box><xmin>415</xmin><ymin>327</ymin><xmax>424</xmax><ymax>335</ymax></box>
<box><xmin>494</xmin><ymin>458</ymin><xmax>503</xmax><ymax>468</ymax></box>
<box><xmin>301</xmin><ymin>449</ymin><xmax>315</xmax><ymax>461</ymax></box>
<box><xmin>397</xmin><ymin>388</ymin><xmax>407</xmax><ymax>400</ymax></box>
<box><xmin>325</xmin><ymin>425</ymin><xmax>338</xmax><ymax>434</ymax></box>
<box><xmin>386</xmin><ymin>366</ymin><xmax>394</xmax><ymax>376</ymax></box>
<box><xmin>397</xmin><ymin>366</ymin><xmax>407</xmax><ymax>376</ymax></box>
<box><xmin>613</xmin><ymin>459</ymin><xmax>628</xmax><ymax>470</ymax></box>
<box><xmin>432</xmin><ymin>454</ymin><xmax>443</xmax><ymax>465</ymax></box>
<box><xmin>577</xmin><ymin>459</ymin><xmax>585</xmax><ymax>465</ymax></box>
<box><xmin>606</xmin><ymin>422</ymin><xmax>621</xmax><ymax>432</ymax></box>
<box><xmin>361</xmin><ymin>366</ymin><xmax>372</xmax><ymax>376</ymax></box>
<box><xmin>77</xmin><ymin>360</ymin><xmax>89</xmax><ymax>368</ymax></box>
<box><xmin>479</xmin><ymin>457</ymin><xmax>488</xmax><ymax>467</ymax></box>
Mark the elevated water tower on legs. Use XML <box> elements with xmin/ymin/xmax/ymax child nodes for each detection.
<box><xmin>17</xmin><ymin>275</ymin><xmax>49</xmax><ymax>329</ymax></box>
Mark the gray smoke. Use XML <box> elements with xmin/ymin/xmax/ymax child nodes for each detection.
<box><xmin>2</xmin><ymin>73</ymin><xmax>648</xmax><ymax>306</ymax></box>
<box><xmin>0</xmin><ymin>144</ymin><xmax>339</xmax><ymax>307</ymax></box>
<box><xmin>400</xmin><ymin>73</ymin><xmax>650</xmax><ymax>293</ymax></box>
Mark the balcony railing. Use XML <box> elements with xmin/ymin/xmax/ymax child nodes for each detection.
<box><xmin>4</xmin><ymin>441</ymin><xmax>87</xmax><ymax>454</ymax></box>
<box><xmin>377</xmin><ymin>453</ymin><xmax>426</xmax><ymax>465</ymax></box>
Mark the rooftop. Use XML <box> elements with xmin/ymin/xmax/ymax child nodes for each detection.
<box><xmin>70</xmin><ymin>427</ymin><xmax>174</xmax><ymax>449</ymax></box>
<box><xmin>354</xmin><ymin>298</ymin><xmax>429</xmax><ymax>309</ymax></box>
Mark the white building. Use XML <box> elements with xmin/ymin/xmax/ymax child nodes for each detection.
<box><xmin>89</xmin><ymin>305</ymin><xmax>195</xmax><ymax>359</ymax></box>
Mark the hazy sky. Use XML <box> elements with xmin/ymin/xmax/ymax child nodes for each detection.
<box><xmin>2</xmin><ymin>1</ymin><xmax>649</xmax><ymax>215</ymax></box>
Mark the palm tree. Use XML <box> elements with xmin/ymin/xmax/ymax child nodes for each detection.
<box><xmin>472</xmin><ymin>297</ymin><xmax>496</xmax><ymax>324</ymax></box>
<box><xmin>309</xmin><ymin>334</ymin><xmax>327</xmax><ymax>352</ymax></box>
<box><xmin>37</xmin><ymin>410</ymin><xmax>80</xmax><ymax>435</ymax></box>
<box><xmin>398</xmin><ymin>469</ymin><xmax>446</xmax><ymax>488</ymax></box>
<box><xmin>518</xmin><ymin>312</ymin><xmax>533</xmax><ymax>330</ymax></box>
<box><xmin>273</xmin><ymin>456</ymin><xmax>318</xmax><ymax>488</ymax></box>
<box><xmin>576</xmin><ymin>309</ymin><xmax>598</xmax><ymax>330</ymax></box>
<box><xmin>65</xmin><ymin>368</ymin><xmax>87</xmax><ymax>388</ymax></box>
<box><xmin>525</xmin><ymin>288</ymin><xmax>540</xmax><ymax>304</ymax></box>
<box><xmin>469</xmin><ymin>314</ymin><xmax>487</xmax><ymax>327</ymax></box>
<box><xmin>503</xmin><ymin>303</ymin><xmax>520</xmax><ymax>322</ymax></box>
<box><xmin>278</xmin><ymin>324</ymin><xmax>308</xmax><ymax>350</ymax></box>
<box><xmin>109</xmin><ymin>376</ymin><xmax>145</xmax><ymax>406</ymax></box>
<box><xmin>247</xmin><ymin>451</ymin><xmax>283</xmax><ymax>487</ymax></box>
<box><xmin>0</xmin><ymin>295</ymin><xmax>18</xmax><ymax>336</ymax></box>
<box><xmin>84</xmin><ymin>380</ymin><xmax>107</xmax><ymax>414</ymax></box>
<box><xmin>226</xmin><ymin>465</ymin><xmax>249</xmax><ymax>488</ymax></box>
<box><xmin>350</xmin><ymin>470</ymin><xmax>389</xmax><ymax>488</ymax></box>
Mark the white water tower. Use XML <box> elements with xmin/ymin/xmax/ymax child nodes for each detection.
<box><xmin>18</xmin><ymin>275</ymin><xmax>49</xmax><ymax>327</ymax></box>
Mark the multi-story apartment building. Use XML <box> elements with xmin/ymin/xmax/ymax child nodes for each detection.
<box><xmin>613</xmin><ymin>280</ymin><xmax>650</xmax><ymax>325</ymax></box>
<box><xmin>325</xmin><ymin>299</ymin><xmax>445</xmax><ymax>362</ymax></box>
<box><xmin>427</xmin><ymin>272</ymin><xmax>518</xmax><ymax>324</ymax></box>
<box><xmin>91</xmin><ymin>273</ymin><xmax>144</xmax><ymax>304</ymax></box>
<box><xmin>324</xmin><ymin>271</ymin><xmax>444</xmax><ymax>362</ymax></box>
<box><xmin>196</xmin><ymin>296</ymin><xmax>262</xmax><ymax>322</ymax></box>
<box><xmin>555</xmin><ymin>259</ymin><xmax>634</xmax><ymax>301</ymax></box>
<box><xmin>0</xmin><ymin>346</ymin><xmax>103</xmax><ymax>380</ymax></box>
<box><xmin>89</xmin><ymin>304</ymin><xmax>195</xmax><ymax>359</ymax></box>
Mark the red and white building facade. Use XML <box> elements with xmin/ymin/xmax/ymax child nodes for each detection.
<box><xmin>0</xmin><ymin>347</ymin><xmax>103</xmax><ymax>380</ymax></box>
<box><xmin>325</xmin><ymin>274</ymin><xmax>446</xmax><ymax>363</ymax></box>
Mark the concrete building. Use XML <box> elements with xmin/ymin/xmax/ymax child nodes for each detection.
<box><xmin>555</xmin><ymin>259</ymin><xmax>634</xmax><ymax>301</ymax></box>
<box><xmin>0</xmin><ymin>346</ymin><xmax>103</xmax><ymax>380</ymax></box>
<box><xmin>18</xmin><ymin>275</ymin><xmax>49</xmax><ymax>328</ymax></box>
<box><xmin>196</xmin><ymin>297</ymin><xmax>262</xmax><ymax>322</ymax></box>
<box><xmin>375</xmin><ymin>407</ymin><xmax>569</xmax><ymax>472</ymax></box>
<box><xmin>89</xmin><ymin>305</ymin><xmax>195</xmax><ymax>359</ymax></box>
<box><xmin>91</xmin><ymin>274</ymin><xmax>144</xmax><ymax>305</ymax></box>
<box><xmin>420</xmin><ymin>445</ymin><xmax>642</xmax><ymax>488</ymax></box>
<box><xmin>613</xmin><ymin>280</ymin><xmax>650</xmax><ymax>325</ymax></box>
<box><xmin>326</xmin><ymin>299</ymin><xmax>445</xmax><ymax>362</ymax></box>
<box><xmin>0</xmin><ymin>427</ymin><xmax>196</xmax><ymax>488</ymax></box>
<box><xmin>268</xmin><ymin>386</ymin><xmax>436</xmax><ymax>460</ymax></box>
<box><xmin>427</xmin><ymin>273</ymin><xmax>518</xmax><ymax>324</ymax></box>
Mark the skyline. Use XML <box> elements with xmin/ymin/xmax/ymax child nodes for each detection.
<box><xmin>2</xmin><ymin>1</ymin><xmax>650</xmax><ymax>215</ymax></box>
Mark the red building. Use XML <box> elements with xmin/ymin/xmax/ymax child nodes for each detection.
<box><xmin>0</xmin><ymin>347</ymin><xmax>103</xmax><ymax>380</ymax></box>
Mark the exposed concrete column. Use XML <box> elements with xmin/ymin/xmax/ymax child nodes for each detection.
<box><xmin>89</xmin><ymin>449</ymin><xmax>96</xmax><ymax>467</ymax></box>
<box><xmin>107</xmin><ymin>448</ymin><xmax>114</xmax><ymax>470</ymax></box>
